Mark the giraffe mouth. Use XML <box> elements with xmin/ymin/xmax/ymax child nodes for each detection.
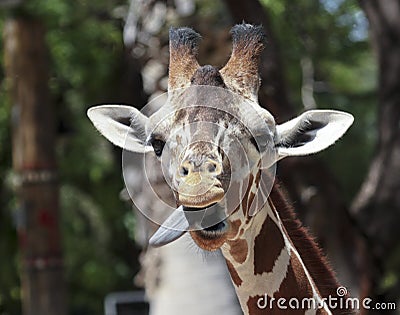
<box><xmin>199</xmin><ymin>220</ymin><xmax>228</xmax><ymax>235</ymax></box>
<box><xmin>187</xmin><ymin>204</ymin><xmax>229</xmax><ymax>251</ymax></box>
<box><xmin>178</xmin><ymin>185</ymin><xmax>225</xmax><ymax>208</ymax></box>
<box><xmin>182</xmin><ymin>203</ymin><xmax>226</xmax><ymax>231</ymax></box>
<box><xmin>149</xmin><ymin>202</ymin><xmax>228</xmax><ymax>250</ymax></box>
<box><xmin>190</xmin><ymin>220</ymin><xmax>228</xmax><ymax>251</ymax></box>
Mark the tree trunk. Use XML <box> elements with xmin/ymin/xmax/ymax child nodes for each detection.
<box><xmin>4</xmin><ymin>18</ymin><xmax>67</xmax><ymax>315</ymax></box>
<box><xmin>352</xmin><ymin>0</ymin><xmax>400</xmax><ymax>310</ymax></box>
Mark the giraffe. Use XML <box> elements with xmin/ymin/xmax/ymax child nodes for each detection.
<box><xmin>88</xmin><ymin>24</ymin><xmax>354</xmax><ymax>314</ymax></box>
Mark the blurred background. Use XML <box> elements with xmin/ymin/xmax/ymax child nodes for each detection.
<box><xmin>0</xmin><ymin>0</ymin><xmax>399</xmax><ymax>314</ymax></box>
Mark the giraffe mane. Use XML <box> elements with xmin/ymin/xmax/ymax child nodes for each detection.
<box><xmin>269</xmin><ymin>181</ymin><xmax>342</xmax><ymax>299</ymax></box>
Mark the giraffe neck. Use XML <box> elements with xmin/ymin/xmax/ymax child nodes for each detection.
<box><xmin>221</xmin><ymin>183</ymin><xmax>340</xmax><ymax>315</ymax></box>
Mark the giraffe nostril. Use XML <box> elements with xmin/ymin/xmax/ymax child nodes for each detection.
<box><xmin>208</xmin><ymin>163</ymin><xmax>217</xmax><ymax>173</ymax></box>
<box><xmin>180</xmin><ymin>166</ymin><xmax>189</xmax><ymax>176</ymax></box>
<box><xmin>205</xmin><ymin>159</ymin><xmax>221</xmax><ymax>175</ymax></box>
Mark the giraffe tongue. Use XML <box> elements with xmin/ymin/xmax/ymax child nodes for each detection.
<box><xmin>149</xmin><ymin>206</ymin><xmax>189</xmax><ymax>247</ymax></box>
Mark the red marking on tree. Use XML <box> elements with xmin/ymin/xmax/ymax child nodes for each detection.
<box><xmin>18</xmin><ymin>230</ymin><xmax>28</xmax><ymax>249</ymax></box>
<box><xmin>37</xmin><ymin>209</ymin><xmax>55</xmax><ymax>228</ymax></box>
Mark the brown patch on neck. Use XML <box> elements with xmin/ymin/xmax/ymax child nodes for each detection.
<box><xmin>270</xmin><ymin>182</ymin><xmax>342</xmax><ymax>302</ymax></box>
<box><xmin>226</xmin><ymin>259</ymin><xmax>242</xmax><ymax>287</ymax></box>
<box><xmin>227</xmin><ymin>219</ymin><xmax>241</xmax><ymax>239</ymax></box>
<box><xmin>276</xmin><ymin>258</ymin><xmax>331</xmax><ymax>314</ymax></box>
<box><xmin>246</xmin><ymin>295</ymin><xmax>266</xmax><ymax>315</ymax></box>
<box><xmin>275</xmin><ymin>254</ymin><xmax>313</xmax><ymax>301</ymax></box>
<box><xmin>240</xmin><ymin>173</ymin><xmax>255</xmax><ymax>217</ymax></box>
<box><xmin>246</xmin><ymin>167</ymin><xmax>262</xmax><ymax>217</ymax></box>
<box><xmin>227</xmin><ymin>239</ymin><xmax>248</xmax><ymax>264</ymax></box>
<box><xmin>245</xmin><ymin>254</ymin><xmax>316</xmax><ymax>314</ymax></box>
<box><xmin>253</xmin><ymin>214</ymin><xmax>285</xmax><ymax>275</ymax></box>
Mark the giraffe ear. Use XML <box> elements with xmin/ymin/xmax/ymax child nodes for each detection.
<box><xmin>87</xmin><ymin>105</ymin><xmax>152</xmax><ymax>153</ymax></box>
<box><xmin>275</xmin><ymin>110</ymin><xmax>354</xmax><ymax>158</ymax></box>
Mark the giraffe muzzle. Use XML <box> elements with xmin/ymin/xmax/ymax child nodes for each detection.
<box><xmin>176</xmin><ymin>158</ymin><xmax>225</xmax><ymax>208</ymax></box>
<box><xmin>178</xmin><ymin>185</ymin><xmax>224</xmax><ymax>208</ymax></box>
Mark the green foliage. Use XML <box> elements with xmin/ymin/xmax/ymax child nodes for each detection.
<box><xmin>0</xmin><ymin>1</ymin><xmax>138</xmax><ymax>314</ymax></box>
<box><xmin>262</xmin><ymin>0</ymin><xmax>377</xmax><ymax>201</ymax></box>
<box><xmin>0</xmin><ymin>0</ymin><xmax>391</xmax><ymax>313</ymax></box>
<box><xmin>41</xmin><ymin>1</ymin><xmax>138</xmax><ymax>313</ymax></box>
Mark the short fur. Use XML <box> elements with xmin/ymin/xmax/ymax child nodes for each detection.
<box><xmin>270</xmin><ymin>181</ymin><xmax>354</xmax><ymax>314</ymax></box>
<box><xmin>168</xmin><ymin>27</ymin><xmax>201</xmax><ymax>90</ymax></box>
<box><xmin>221</xmin><ymin>23</ymin><xmax>266</xmax><ymax>100</ymax></box>
<box><xmin>191</xmin><ymin>65</ymin><xmax>226</xmax><ymax>87</ymax></box>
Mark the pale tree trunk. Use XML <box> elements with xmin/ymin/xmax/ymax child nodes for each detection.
<box><xmin>123</xmin><ymin>153</ymin><xmax>241</xmax><ymax>315</ymax></box>
<box><xmin>121</xmin><ymin>1</ymin><xmax>242</xmax><ymax>313</ymax></box>
<box><xmin>352</xmin><ymin>1</ymin><xmax>400</xmax><ymax>311</ymax></box>
<box><xmin>142</xmin><ymin>235</ymin><xmax>242</xmax><ymax>315</ymax></box>
<box><xmin>4</xmin><ymin>18</ymin><xmax>67</xmax><ymax>315</ymax></box>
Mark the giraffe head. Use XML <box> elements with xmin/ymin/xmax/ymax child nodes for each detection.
<box><xmin>88</xmin><ymin>24</ymin><xmax>353</xmax><ymax>251</ymax></box>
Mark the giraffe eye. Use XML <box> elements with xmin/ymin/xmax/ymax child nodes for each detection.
<box><xmin>150</xmin><ymin>139</ymin><xmax>165</xmax><ymax>157</ymax></box>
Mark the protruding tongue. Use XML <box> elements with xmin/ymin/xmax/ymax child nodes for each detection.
<box><xmin>149</xmin><ymin>206</ymin><xmax>190</xmax><ymax>247</ymax></box>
